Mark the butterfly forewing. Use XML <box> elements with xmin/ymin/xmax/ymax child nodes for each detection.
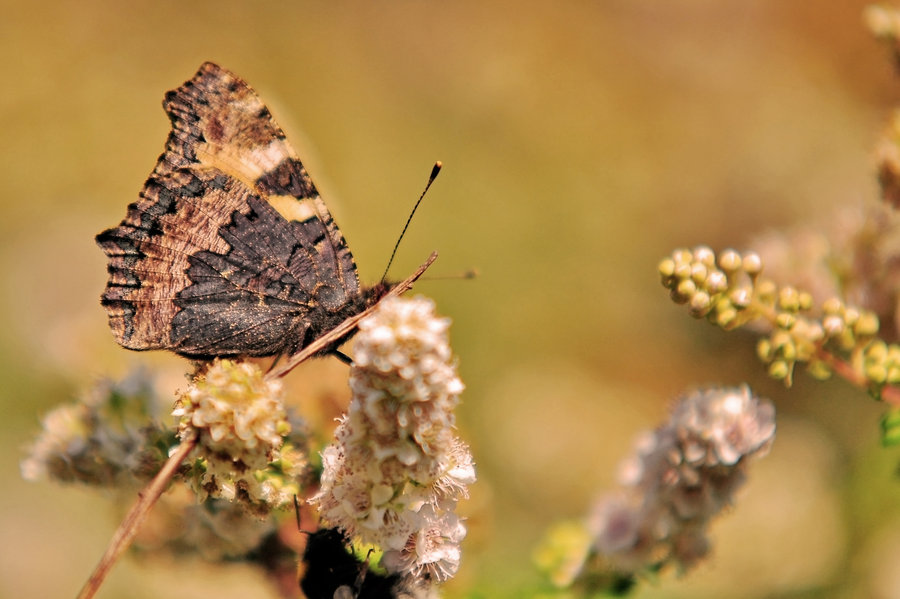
<box><xmin>97</xmin><ymin>62</ymin><xmax>379</xmax><ymax>358</ymax></box>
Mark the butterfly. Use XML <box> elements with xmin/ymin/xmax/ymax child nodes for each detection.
<box><xmin>96</xmin><ymin>62</ymin><xmax>433</xmax><ymax>361</ymax></box>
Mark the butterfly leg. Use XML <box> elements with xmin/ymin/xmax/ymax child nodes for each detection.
<box><xmin>331</xmin><ymin>350</ymin><xmax>353</xmax><ymax>365</ymax></box>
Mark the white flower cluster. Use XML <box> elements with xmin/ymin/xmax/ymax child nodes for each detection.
<box><xmin>590</xmin><ymin>386</ymin><xmax>775</xmax><ymax>573</ymax></box>
<box><xmin>310</xmin><ymin>296</ymin><xmax>475</xmax><ymax>583</ymax></box>
<box><xmin>21</xmin><ymin>372</ymin><xmax>167</xmax><ymax>486</ymax></box>
<box><xmin>174</xmin><ymin>359</ymin><xmax>304</xmax><ymax>513</ymax></box>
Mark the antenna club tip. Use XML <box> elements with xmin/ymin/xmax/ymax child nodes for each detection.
<box><xmin>430</xmin><ymin>161</ymin><xmax>442</xmax><ymax>180</ymax></box>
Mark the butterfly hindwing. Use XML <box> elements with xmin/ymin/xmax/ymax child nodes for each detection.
<box><xmin>97</xmin><ymin>62</ymin><xmax>377</xmax><ymax>358</ymax></box>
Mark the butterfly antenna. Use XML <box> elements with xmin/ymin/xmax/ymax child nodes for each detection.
<box><xmin>424</xmin><ymin>268</ymin><xmax>479</xmax><ymax>281</ymax></box>
<box><xmin>380</xmin><ymin>161</ymin><xmax>442</xmax><ymax>284</ymax></box>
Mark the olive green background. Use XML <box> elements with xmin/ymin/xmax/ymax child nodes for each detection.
<box><xmin>3</xmin><ymin>1</ymin><xmax>900</xmax><ymax>597</ymax></box>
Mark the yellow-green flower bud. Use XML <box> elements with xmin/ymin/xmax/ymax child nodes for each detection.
<box><xmin>804</xmin><ymin>321</ymin><xmax>825</xmax><ymax>342</ymax></box>
<box><xmin>880</xmin><ymin>407</ymin><xmax>900</xmax><ymax>445</ymax></box>
<box><xmin>730</xmin><ymin>286</ymin><xmax>753</xmax><ymax>309</ymax></box>
<box><xmin>778</xmin><ymin>287</ymin><xmax>801</xmax><ymax>312</ymax></box>
<box><xmin>690</xmin><ymin>263</ymin><xmax>708</xmax><ymax>284</ymax></box>
<box><xmin>886</xmin><ymin>344</ymin><xmax>900</xmax><ymax>365</ymax></box>
<box><xmin>798</xmin><ymin>292</ymin><xmax>813</xmax><ymax>311</ymax></box>
<box><xmin>672</xmin><ymin>248</ymin><xmax>693</xmax><ymax>265</ymax></box>
<box><xmin>689</xmin><ymin>291</ymin><xmax>712</xmax><ymax>317</ymax></box>
<box><xmin>742</xmin><ymin>252</ymin><xmax>762</xmax><ymax>275</ymax></box>
<box><xmin>693</xmin><ymin>246</ymin><xmax>715</xmax><ymax>266</ymax></box>
<box><xmin>658</xmin><ymin>258</ymin><xmax>676</xmax><ymax>280</ymax></box>
<box><xmin>779</xmin><ymin>340</ymin><xmax>797</xmax><ymax>361</ymax></box>
<box><xmin>822</xmin><ymin>315</ymin><xmax>844</xmax><ymax>337</ymax></box>
<box><xmin>768</xmin><ymin>360</ymin><xmax>791</xmax><ymax>381</ymax></box>
<box><xmin>706</xmin><ymin>270</ymin><xmax>728</xmax><ymax>294</ymax></box>
<box><xmin>866</xmin><ymin>362</ymin><xmax>888</xmax><ymax>385</ymax></box>
<box><xmin>865</xmin><ymin>341</ymin><xmax>889</xmax><ymax>382</ymax></box>
<box><xmin>775</xmin><ymin>312</ymin><xmax>795</xmax><ymax>330</ymax></box>
<box><xmin>822</xmin><ymin>297</ymin><xmax>843</xmax><ymax>315</ymax></box>
<box><xmin>676</xmin><ymin>279</ymin><xmax>697</xmax><ymax>300</ymax></box>
<box><xmin>854</xmin><ymin>311</ymin><xmax>880</xmax><ymax>337</ymax></box>
<box><xmin>756</xmin><ymin>279</ymin><xmax>777</xmax><ymax>304</ymax></box>
<box><xmin>674</xmin><ymin>262</ymin><xmax>692</xmax><ymax>280</ymax></box>
<box><xmin>718</xmin><ymin>249</ymin><xmax>742</xmax><ymax>272</ymax></box>
<box><xmin>887</xmin><ymin>364</ymin><xmax>900</xmax><ymax>384</ymax></box>
<box><xmin>807</xmin><ymin>360</ymin><xmax>832</xmax><ymax>381</ymax></box>
<box><xmin>771</xmin><ymin>330</ymin><xmax>793</xmax><ymax>352</ymax></box>
<box><xmin>715</xmin><ymin>305</ymin><xmax>738</xmax><ymax>328</ymax></box>
<box><xmin>868</xmin><ymin>340</ymin><xmax>889</xmax><ymax>361</ymax></box>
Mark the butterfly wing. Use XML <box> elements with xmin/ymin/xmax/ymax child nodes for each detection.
<box><xmin>97</xmin><ymin>62</ymin><xmax>364</xmax><ymax>357</ymax></box>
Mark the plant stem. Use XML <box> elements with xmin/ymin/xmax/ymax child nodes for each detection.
<box><xmin>814</xmin><ymin>347</ymin><xmax>900</xmax><ymax>406</ymax></box>
<box><xmin>76</xmin><ymin>434</ymin><xmax>197</xmax><ymax>599</ymax></box>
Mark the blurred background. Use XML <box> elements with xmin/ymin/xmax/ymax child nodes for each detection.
<box><xmin>3</xmin><ymin>1</ymin><xmax>900</xmax><ymax>597</ymax></box>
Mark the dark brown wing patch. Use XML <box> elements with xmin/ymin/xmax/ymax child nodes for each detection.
<box><xmin>97</xmin><ymin>63</ymin><xmax>383</xmax><ymax>358</ymax></box>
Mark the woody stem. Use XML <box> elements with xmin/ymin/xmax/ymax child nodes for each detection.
<box><xmin>76</xmin><ymin>434</ymin><xmax>197</xmax><ymax>599</ymax></box>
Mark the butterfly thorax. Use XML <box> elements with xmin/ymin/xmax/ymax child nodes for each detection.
<box><xmin>298</xmin><ymin>281</ymin><xmax>394</xmax><ymax>359</ymax></box>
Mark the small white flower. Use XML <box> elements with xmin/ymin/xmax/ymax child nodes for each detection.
<box><xmin>381</xmin><ymin>506</ymin><xmax>467</xmax><ymax>582</ymax></box>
